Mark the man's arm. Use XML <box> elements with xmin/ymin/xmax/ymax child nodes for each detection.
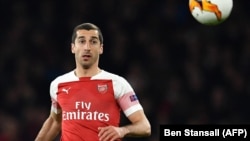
<box><xmin>35</xmin><ymin>111</ymin><xmax>62</xmax><ymax>141</ymax></box>
<box><xmin>121</xmin><ymin>110</ymin><xmax>151</xmax><ymax>137</ymax></box>
<box><xmin>98</xmin><ymin>110</ymin><xmax>151</xmax><ymax>141</ymax></box>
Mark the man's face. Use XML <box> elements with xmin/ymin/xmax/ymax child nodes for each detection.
<box><xmin>71</xmin><ymin>29</ymin><xmax>103</xmax><ymax>69</ymax></box>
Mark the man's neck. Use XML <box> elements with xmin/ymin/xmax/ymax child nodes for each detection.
<box><xmin>74</xmin><ymin>67</ymin><xmax>101</xmax><ymax>78</ymax></box>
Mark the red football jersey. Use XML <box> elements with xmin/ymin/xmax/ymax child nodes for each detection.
<box><xmin>50</xmin><ymin>70</ymin><xmax>143</xmax><ymax>141</ymax></box>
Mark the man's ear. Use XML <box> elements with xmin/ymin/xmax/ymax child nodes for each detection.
<box><xmin>99</xmin><ymin>44</ymin><xmax>104</xmax><ymax>55</ymax></box>
<box><xmin>71</xmin><ymin>43</ymin><xmax>75</xmax><ymax>54</ymax></box>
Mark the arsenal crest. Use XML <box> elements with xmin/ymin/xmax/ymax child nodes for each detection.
<box><xmin>97</xmin><ymin>84</ymin><xmax>108</xmax><ymax>94</ymax></box>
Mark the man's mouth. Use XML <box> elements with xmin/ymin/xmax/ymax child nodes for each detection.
<box><xmin>82</xmin><ymin>55</ymin><xmax>91</xmax><ymax>60</ymax></box>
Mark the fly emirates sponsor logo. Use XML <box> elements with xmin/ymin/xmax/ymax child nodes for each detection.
<box><xmin>62</xmin><ymin>101</ymin><xmax>110</xmax><ymax>121</ymax></box>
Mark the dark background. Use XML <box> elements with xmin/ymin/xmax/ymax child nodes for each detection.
<box><xmin>0</xmin><ymin>0</ymin><xmax>249</xmax><ymax>141</ymax></box>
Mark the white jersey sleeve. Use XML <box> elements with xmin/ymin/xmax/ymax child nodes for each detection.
<box><xmin>49</xmin><ymin>71</ymin><xmax>78</xmax><ymax>114</ymax></box>
<box><xmin>111</xmin><ymin>74</ymin><xmax>143</xmax><ymax>117</ymax></box>
<box><xmin>50</xmin><ymin>79</ymin><xmax>61</xmax><ymax>114</ymax></box>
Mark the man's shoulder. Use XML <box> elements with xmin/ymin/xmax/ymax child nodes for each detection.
<box><xmin>51</xmin><ymin>70</ymin><xmax>77</xmax><ymax>84</ymax></box>
<box><xmin>97</xmin><ymin>70</ymin><xmax>124</xmax><ymax>80</ymax></box>
<box><xmin>97</xmin><ymin>70</ymin><xmax>129</xmax><ymax>84</ymax></box>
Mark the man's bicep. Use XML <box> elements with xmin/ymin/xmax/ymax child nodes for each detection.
<box><xmin>50</xmin><ymin>111</ymin><xmax>62</xmax><ymax>123</ymax></box>
<box><xmin>47</xmin><ymin>111</ymin><xmax>62</xmax><ymax>136</ymax></box>
<box><xmin>127</xmin><ymin>110</ymin><xmax>147</xmax><ymax>123</ymax></box>
<box><xmin>35</xmin><ymin>111</ymin><xmax>62</xmax><ymax>141</ymax></box>
<box><xmin>124</xmin><ymin>110</ymin><xmax>151</xmax><ymax>137</ymax></box>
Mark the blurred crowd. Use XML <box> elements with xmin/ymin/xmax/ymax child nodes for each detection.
<box><xmin>0</xmin><ymin>0</ymin><xmax>249</xmax><ymax>141</ymax></box>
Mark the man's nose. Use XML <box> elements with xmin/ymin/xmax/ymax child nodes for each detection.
<box><xmin>83</xmin><ymin>42</ymin><xmax>91</xmax><ymax>50</ymax></box>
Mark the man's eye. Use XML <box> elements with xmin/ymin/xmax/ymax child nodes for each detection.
<box><xmin>91</xmin><ymin>40</ymin><xmax>98</xmax><ymax>44</ymax></box>
<box><xmin>79</xmin><ymin>40</ymin><xmax>85</xmax><ymax>44</ymax></box>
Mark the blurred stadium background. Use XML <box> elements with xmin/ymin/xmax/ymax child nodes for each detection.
<box><xmin>0</xmin><ymin>0</ymin><xmax>249</xmax><ymax>141</ymax></box>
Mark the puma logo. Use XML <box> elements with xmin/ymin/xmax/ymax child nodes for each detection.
<box><xmin>62</xmin><ymin>87</ymin><xmax>71</xmax><ymax>94</ymax></box>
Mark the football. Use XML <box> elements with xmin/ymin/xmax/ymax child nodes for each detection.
<box><xmin>189</xmin><ymin>0</ymin><xmax>233</xmax><ymax>25</ymax></box>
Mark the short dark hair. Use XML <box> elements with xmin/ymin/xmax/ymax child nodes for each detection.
<box><xmin>71</xmin><ymin>23</ymin><xmax>103</xmax><ymax>44</ymax></box>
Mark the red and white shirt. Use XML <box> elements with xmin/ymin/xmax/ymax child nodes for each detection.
<box><xmin>50</xmin><ymin>70</ymin><xmax>143</xmax><ymax>141</ymax></box>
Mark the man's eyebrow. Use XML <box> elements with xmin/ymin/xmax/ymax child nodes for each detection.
<box><xmin>90</xmin><ymin>36</ymin><xmax>99</xmax><ymax>40</ymax></box>
<box><xmin>91</xmin><ymin>36</ymin><xmax>99</xmax><ymax>39</ymax></box>
<box><xmin>77</xmin><ymin>36</ymin><xmax>99</xmax><ymax>39</ymax></box>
